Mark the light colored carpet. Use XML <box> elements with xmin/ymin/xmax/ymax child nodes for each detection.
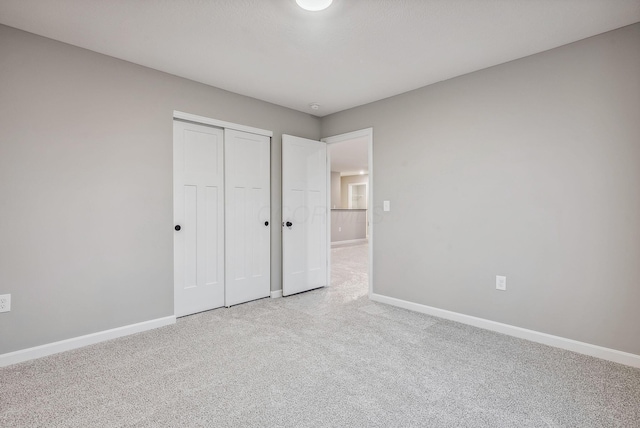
<box><xmin>1</xmin><ymin>243</ymin><xmax>639</xmax><ymax>427</ymax></box>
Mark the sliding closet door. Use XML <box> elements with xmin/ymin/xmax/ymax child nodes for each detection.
<box><xmin>224</xmin><ymin>129</ymin><xmax>271</xmax><ymax>306</ymax></box>
<box><xmin>173</xmin><ymin>120</ymin><xmax>225</xmax><ymax>317</ymax></box>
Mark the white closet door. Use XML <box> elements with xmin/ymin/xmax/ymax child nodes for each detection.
<box><xmin>282</xmin><ymin>134</ymin><xmax>328</xmax><ymax>296</ymax></box>
<box><xmin>224</xmin><ymin>129</ymin><xmax>271</xmax><ymax>306</ymax></box>
<box><xmin>173</xmin><ymin>120</ymin><xmax>224</xmax><ymax>317</ymax></box>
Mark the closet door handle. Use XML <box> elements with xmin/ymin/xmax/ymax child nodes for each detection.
<box><xmin>285</xmin><ymin>221</ymin><xmax>293</xmax><ymax>228</ymax></box>
<box><xmin>264</xmin><ymin>221</ymin><xmax>269</xmax><ymax>226</ymax></box>
<box><xmin>175</xmin><ymin>225</ymin><xmax>181</xmax><ymax>231</ymax></box>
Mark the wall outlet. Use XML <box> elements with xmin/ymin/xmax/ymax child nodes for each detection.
<box><xmin>496</xmin><ymin>276</ymin><xmax>506</xmax><ymax>291</ymax></box>
<box><xmin>0</xmin><ymin>294</ymin><xmax>10</xmax><ymax>312</ymax></box>
<box><xmin>383</xmin><ymin>200</ymin><xmax>390</xmax><ymax>212</ymax></box>
<box><xmin>338</xmin><ymin>227</ymin><xmax>342</xmax><ymax>232</ymax></box>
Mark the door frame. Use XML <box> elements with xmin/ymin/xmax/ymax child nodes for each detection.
<box><xmin>173</xmin><ymin>111</ymin><xmax>273</xmax><ymax>139</ymax></box>
<box><xmin>321</xmin><ymin>128</ymin><xmax>374</xmax><ymax>298</ymax></box>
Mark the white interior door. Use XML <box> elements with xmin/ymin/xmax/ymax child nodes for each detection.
<box><xmin>282</xmin><ymin>134</ymin><xmax>328</xmax><ymax>296</ymax></box>
<box><xmin>224</xmin><ymin>129</ymin><xmax>271</xmax><ymax>306</ymax></box>
<box><xmin>173</xmin><ymin>120</ymin><xmax>225</xmax><ymax>317</ymax></box>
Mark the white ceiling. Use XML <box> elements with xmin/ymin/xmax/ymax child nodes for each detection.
<box><xmin>329</xmin><ymin>137</ymin><xmax>369</xmax><ymax>174</ymax></box>
<box><xmin>1</xmin><ymin>1</ymin><xmax>639</xmax><ymax>117</ymax></box>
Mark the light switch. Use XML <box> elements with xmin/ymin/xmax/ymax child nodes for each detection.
<box><xmin>383</xmin><ymin>201</ymin><xmax>390</xmax><ymax>212</ymax></box>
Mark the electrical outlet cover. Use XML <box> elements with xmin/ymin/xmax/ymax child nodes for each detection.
<box><xmin>0</xmin><ymin>294</ymin><xmax>10</xmax><ymax>312</ymax></box>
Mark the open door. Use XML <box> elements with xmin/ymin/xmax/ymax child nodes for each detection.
<box><xmin>282</xmin><ymin>135</ymin><xmax>328</xmax><ymax>296</ymax></box>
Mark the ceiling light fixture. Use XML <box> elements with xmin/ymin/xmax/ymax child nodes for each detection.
<box><xmin>296</xmin><ymin>0</ymin><xmax>333</xmax><ymax>12</ymax></box>
<box><xmin>309</xmin><ymin>103</ymin><xmax>321</xmax><ymax>110</ymax></box>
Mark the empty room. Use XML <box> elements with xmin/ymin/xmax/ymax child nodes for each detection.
<box><xmin>1</xmin><ymin>1</ymin><xmax>639</xmax><ymax>427</ymax></box>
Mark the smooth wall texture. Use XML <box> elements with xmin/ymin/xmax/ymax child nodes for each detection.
<box><xmin>321</xmin><ymin>24</ymin><xmax>640</xmax><ymax>355</ymax></box>
<box><xmin>0</xmin><ymin>25</ymin><xmax>320</xmax><ymax>354</ymax></box>
<box><xmin>331</xmin><ymin>210</ymin><xmax>367</xmax><ymax>242</ymax></box>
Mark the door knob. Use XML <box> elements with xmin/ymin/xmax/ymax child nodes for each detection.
<box><xmin>264</xmin><ymin>221</ymin><xmax>269</xmax><ymax>226</ymax></box>
<box><xmin>175</xmin><ymin>225</ymin><xmax>181</xmax><ymax>231</ymax></box>
<box><xmin>285</xmin><ymin>221</ymin><xmax>293</xmax><ymax>228</ymax></box>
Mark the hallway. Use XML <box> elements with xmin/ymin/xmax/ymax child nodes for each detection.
<box><xmin>330</xmin><ymin>242</ymin><xmax>369</xmax><ymax>294</ymax></box>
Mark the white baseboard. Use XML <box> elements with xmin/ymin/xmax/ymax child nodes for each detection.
<box><xmin>370</xmin><ymin>293</ymin><xmax>640</xmax><ymax>368</ymax></box>
<box><xmin>270</xmin><ymin>289</ymin><xmax>283</xmax><ymax>299</ymax></box>
<box><xmin>0</xmin><ymin>315</ymin><xmax>176</xmax><ymax>368</ymax></box>
<box><xmin>331</xmin><ymin>238</ymin><xmax>368</xmax><ymax>247</ymax></box>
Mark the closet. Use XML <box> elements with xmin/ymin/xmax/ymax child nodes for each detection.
<box><xmin>172</xmin><ymin>115</ymin><xmax>271</xmax><ymax>317</ymax></box>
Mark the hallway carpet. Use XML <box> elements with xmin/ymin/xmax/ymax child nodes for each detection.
<box><xmin>1</xmin><ymin>243</ymin><xmax>639</xmax><ymax>427</ymax></box>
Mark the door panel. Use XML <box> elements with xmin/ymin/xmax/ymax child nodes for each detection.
<box><xmin>225</xmin><ymin>129</ymin><xmax>271</xmax><ymax>306</ymax></box>
<box><xmin>282</xmin><ymin>134</ymin><xmax>328</xmax><ymax>296</ymax></box>
<box><xmin>174</xmin><ymin>121</ymin><xmax>225</xmax><ymax>317</ymax></box>
<box><xmin>204</xmin><ymin>186</ymin><xmax>220</xmax><ymax>284</ymax></box>
<box><xmin>183</xmin><ymin>185</ymin><xmax>197</xmax><ymax>288</ymax></box>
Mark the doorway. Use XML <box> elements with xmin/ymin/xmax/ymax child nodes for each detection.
<box><xmin>322</xmin><ymin>128</ymin><xmax>373</xmax><ymax>297</ymax></box>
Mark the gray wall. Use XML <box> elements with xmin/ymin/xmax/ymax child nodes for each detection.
<box><xmin>0</xmin><ymin>25</ymin><xmax>320</xmax><ymax>354</ymax></box>
<box><xmin>2</xmin><ymin>22</ymin><xmax>639</xmax><ymax>358</ymax></box>
<box><xmin>321</xmin><ymin>24</ymin><xmax>640</xmax><ymax>355</ymax></box>
<box><xmin>331</xmin><ymin>210</ymin><xmax>367</xmax><ymax>242</ymax></box>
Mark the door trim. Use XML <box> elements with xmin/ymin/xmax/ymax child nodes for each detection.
<box><xmin>321</xmin><ymin>128</ymin><xmax>374</xmax><ymax>298</ymax></box>
<box><xmin>173</xmin><ymin>110</ymin><xmax>273</xmax><ymax>137</ymax></box>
